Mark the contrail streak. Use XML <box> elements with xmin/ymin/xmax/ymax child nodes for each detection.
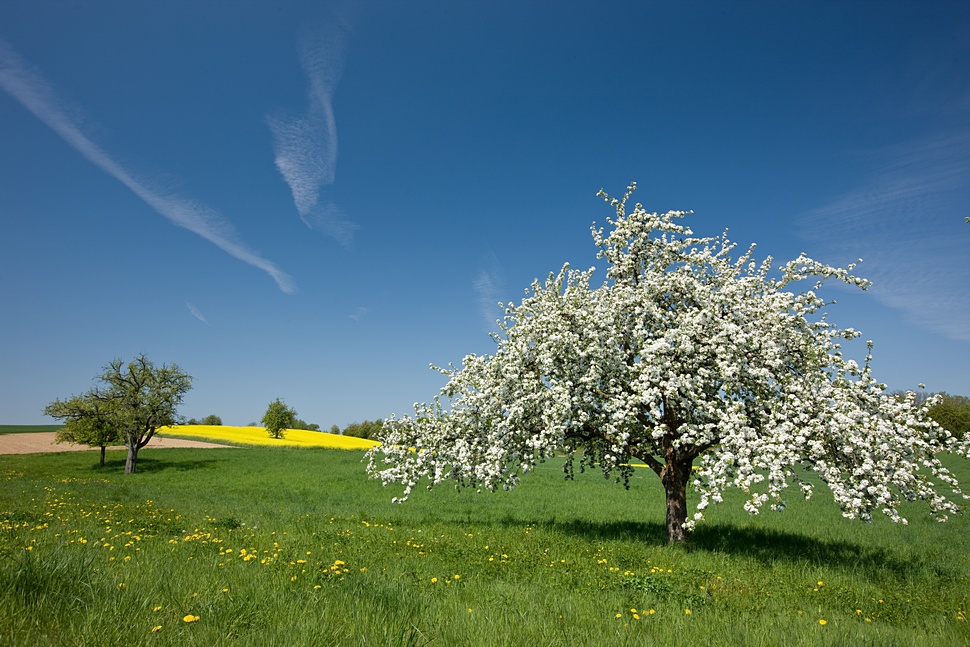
<box><xmin>0</xmin><ymin>39</ymin><xmax>296</xmax><ymax>294</ymax></box>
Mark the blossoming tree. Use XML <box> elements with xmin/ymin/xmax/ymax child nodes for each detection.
<box><xmin>367</xmin><ymin>184</ymin><xmax>970</xmax><ymax>543</ymax></box>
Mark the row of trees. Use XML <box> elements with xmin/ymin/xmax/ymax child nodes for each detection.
<box><xmin>185</xmin><ymin>414</ymin><xmax>222</xmax><ymax>426</ymax></box>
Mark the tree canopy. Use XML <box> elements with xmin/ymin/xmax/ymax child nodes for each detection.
<box><xmin>45</xmin><ymin>354</ymin><xmax>192</xmax><ymax>473</ymax></box>
<box><xmin>46</xmin><ymin>395</ymin><xmax>122</xmax><ymax>467</ymax></box>
<box><xmin>262</xmin><ymin>398</ymin><xmax>297</xmax><ymax>439</ymax></box>
<box><xmin>367</xmin><ymin>184</ymin><xmax>970</xmax><ymax>543</ymax></box>
<box><xmin>928</xmin><ymin>393</ymin><xmax>970</xmax><ymax>439</ymax></box>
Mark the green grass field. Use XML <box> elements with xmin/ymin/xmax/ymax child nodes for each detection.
<box><xmin>1</xmin><ymin>443</ymin><xmax>968</xmax><ymax>646</ymax></box>
<box><xmin>0</xmin><ymin>424</ymin><xmax>62</xmax><ymax>435</ymax></box>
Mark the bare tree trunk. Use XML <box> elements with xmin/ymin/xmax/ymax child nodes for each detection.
<box><xmin>125</xmin><ymin>441</ymin><xmax>138</xmax><ymax>474</ymax></box>
<box><xmin>99</xmin><ymin>446</ymin><xmax>106</xmax><ymax>467</ymax></box>
<box><xmin>662</xmin><ymin>458</ymin><xmax>691</xmax><ymax>544</ymax></box>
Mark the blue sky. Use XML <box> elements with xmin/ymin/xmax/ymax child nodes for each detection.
<box><xmin>2</xmin><ymin>1</ymin><xmax>968</xmax><ymax>428</ymax></box>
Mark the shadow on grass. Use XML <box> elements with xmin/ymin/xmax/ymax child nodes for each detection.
<box><xmin>91</xmin><ymin>457</ymin><xmax>222</xmax><ymax>474</ymax></box>
<box><xmin>548</xmin><ymin>518</ymin><xmax>909</xmax><ymax>573</ymax></box>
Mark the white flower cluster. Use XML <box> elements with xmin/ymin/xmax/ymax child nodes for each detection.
<box><xmin>366</xmin><ymin>183</ymin><xmax>970</xmax><ymax>533</ymax></box>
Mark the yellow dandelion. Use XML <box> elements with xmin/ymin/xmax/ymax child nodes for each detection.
<box><xmin>819</xmin><ymin>619</ymin><xmax>827</xmax><ymax>625</ymax></box>
<box><xmin>685</xmin><ymin>609</ymin><xmax>691</xmax><ymax>615</ymax></box>
<box><xmin>453</xmin><ymin>574</ymin><xmax>461</xmax><ymax>580</ymax></box>
<box><xmin>615</xmin><ymin>613</ymin><xmax>622</xmax><ymax>619</ymax></box>
<box><xmin>633</xmin><ymin>614</ymin><xmax>640</xmax><ymax>620</ymax></box>
<box><xmin>153</xmin><ymin>606</ymin><xmax>162</xmax><ymax>612</ymax></box>
<box><xmin>431</xmin><ymin>577</ymin><xmax>438</xmax><ymax>583</ymax></box>
<box><xmin>151</xmin><ymin>626</ymin><xmax>162</xmax><ymax>633</ymax></box>
<box><xmin>182</xmin><ymin>615</ymin><xmax>199</xmax><ymax>623</ymax></box>
<box><xmin>649</xmin><ymin>609</ymin><xmax>655</xmax><ymax>615</ymax></box>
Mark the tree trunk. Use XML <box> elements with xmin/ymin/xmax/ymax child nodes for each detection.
<box><xmin>125</xmin><ymin>442</ymin><xmax>138</xmax><ymax>474</ymax></box>
<box><xmin>99</xmin><ymin>446</ymin><xmax>106</xmax><ymax>467</ymax></box>
<box><xmin>662</xmin><ymin>458</ymin><xmax>691</xmax><ymax>544</ymax></box>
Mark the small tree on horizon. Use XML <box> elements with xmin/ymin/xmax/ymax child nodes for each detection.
<box><xmin>262</xmin><ymin>398</ymin><xmax>297</xmax><ymax>440</ymax></box>
<box><xmin>367</xmin><ymin>183</ymin><xmax>970</xmax><ymax>544</ymax></box>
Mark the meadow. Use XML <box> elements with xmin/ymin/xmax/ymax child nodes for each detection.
<box><xmin>1</xmin><ymin>442</ymin><xmax>968</xmax><ymax>646</ymax></box>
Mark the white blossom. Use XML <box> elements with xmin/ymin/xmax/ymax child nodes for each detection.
<box><xmin>366</xmin><ymin>183</ymin><xmax>970</xmax><ymax>543</ymax></box>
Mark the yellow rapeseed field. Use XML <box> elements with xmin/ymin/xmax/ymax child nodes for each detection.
<box><xmin>159</xmin><ymin>425</ymin><xmax>379</xmax><ymax>450</ymax></box>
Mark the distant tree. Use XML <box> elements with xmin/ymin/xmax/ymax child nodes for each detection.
<box><xmin>292</xmin><ymin>418</ymin><xmax>321</xmax><ymax>431</ymax></box>
<box><xmin>368</xmin><ymin>183</ymin><xmax>970</xmax><ymax>544</ymax></box>
<box><xmin>186</xmin><ymin>418</ymin><xmax>200</xmax><ymax>425</ymax></box>
<box><xmin>262</xmin><ymin>398</ymin><xmax>297</xmax><ymax>439</ymax></box>
<box><xmin>46</xmin><ymin>396</ymin><xmax>122</xmax><ymax>467</ymax></box>
<box><xmin>330</xmin><ymin>424</ymin><xmax>341</xmax><ymax>435</ymax></box>
<box><xmin>45</xmin><ymin>355</ymin><xmax>192</xmax><ymax>474</ymax></box>
<box><xmin>201</xmin><ymin>414</ymin><xmax>223</xmax><ymax>426</ymax></box>
<box><xmin>344</xmin><ymin>420</ymin><xmax>383</xmax><ymax>440</ymax></box>
<box><xmin>928</xmin><ymin>394</ymin><xmax>970</xmax><ymax>438</ymax></box>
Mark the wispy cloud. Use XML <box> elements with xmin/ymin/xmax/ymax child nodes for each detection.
<box><xmin>268</xmin><ymin>10</ymin><xmax>357</xmax><ymax>248</ymax></box>
<box><xmin>186</xmin><ymin>302</ymin><xmax>208</xmax><ymax>325</ymax></box>
<box><xmin>348</xmin><ymin>306</ymin><xmax>368</xmax><ymax>321</ymax></box>
<box><xmin>474</xmin><ymin>251</ymin><xmax>506</xmax><ymax>334</ymax></box>
<box><xmin>799</xmin><ymin>128</ymin><xmax>970</xmax><ymax>341</ymax></box>
<box><xmin>0</xmin><ymin>39</ymin><xmax>296</xmax><ymax>294</ymax></box>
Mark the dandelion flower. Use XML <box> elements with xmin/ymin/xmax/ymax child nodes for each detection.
<box><xmin>431</xmin><ymin>577</ymin><xmax>438</xmax><ymax>583</ymax></box>
<box><xmin>819</xmin><ymin>619</ymin><xmax>827</xmax><ymax>625</ymax></box>
<box><xmin>182</xmin><ymin>615</ymin><xmax>199</xmax><ymax>623</ymax></box>
<box><xmin>615</xmin><ymin>613</ymin><xmax>622</xmax><ymax>619</ymax></box>
<box><xmin>685</xmin><ymin>609</ymin><xmax>691</xmax><ymax>615</ymax></box>
<box><xmin>151</xmin><ymin>626</ymin><xmax>162</xmax><ymax>633</ymax></box>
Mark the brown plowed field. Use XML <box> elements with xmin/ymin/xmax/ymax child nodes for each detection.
<box><xmin>0</xmin><ymin>432</ymin><xmax>232</xmax><ymax>455</ymax></box>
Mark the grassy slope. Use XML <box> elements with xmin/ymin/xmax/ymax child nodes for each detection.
<box><xmin>1</xmin><ymin>447</ymin><xmax>968</xmax><ymax>646</ymax></box>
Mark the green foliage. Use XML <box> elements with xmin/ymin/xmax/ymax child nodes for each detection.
<box><xmin>292</xmin><ymin>418</ymin><xmax>320</xmax><ymax>431</ymax></box>
<box><xmin>342</xmin><ymin>420</ymin><xmax>383</xmax><ymax>439</ymax></box>
<box><xmin>44</xmin><ymin>354</ymin><xmax>192</xmax><ymax>474</ymax></box>
<box><xmin>201</xmin><ymin>414</ymin><xmax>223</xmax><ymax>426</ymax></box>
<box><xmin>262</xmin><ymin>398</ymin><xmax>296</xmax><ymax>439</ymax></box>
<box><xmin>928</xmin><ymin>393</ymin><xmax>970</xmax><ymax>438</ymax></box>
<box><xmin>47</xmin><ymin>396</ymin><xmax>121</xmax><ymax>467</ymax></box>
<box><xmin>0</xmin><ymin>449</ymin><xmax>969</xmax><ymax>645</ymax></box>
